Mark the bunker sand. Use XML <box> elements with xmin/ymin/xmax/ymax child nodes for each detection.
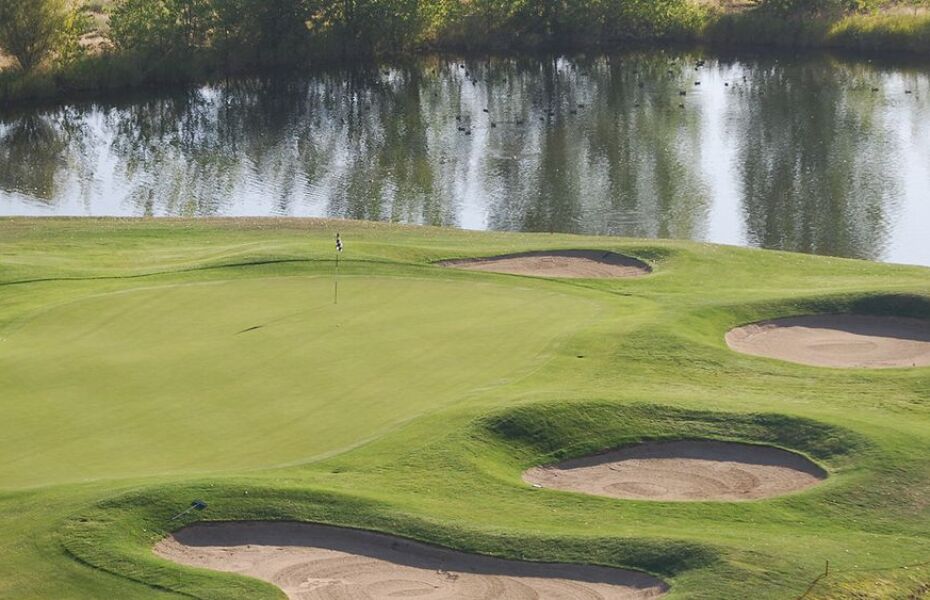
<box><xmin>726</xmin><ymin>315</ymin><xmax>930</xmax><ymax>368</ymax></box>
<box><xmin>155</xmin><ymin>521</ymin><xmax>667</xmax><ymax>599</ymax></box>
<box><xmin>524</xmin><ymin>441</ymin><xmax>825</xmax><ymax>502</ymax></box>
<box><xmin>439</xmin><ymin>250</ymin><xmax>651</xmax><ymax>278</ymax></box>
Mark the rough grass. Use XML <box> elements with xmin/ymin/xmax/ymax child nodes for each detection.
<box><xmin>1</xmin><ymin>217</ymin><xmax>930</xmax><ymax>599</ymax></box>
<box><xmin>705</xmin><ymin>10</ymin><xmax>930</xmax><ymax>53</ymax></box>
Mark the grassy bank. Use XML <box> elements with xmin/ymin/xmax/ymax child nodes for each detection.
<box><xmin>705</xmin><ymin>10</ymin><xmax>930</xmax><ymax>53</ymax></box>
<box><xmin>1</xmin><ymin>217</ymin><xmax>930</xmax><ymax>598</ymax></box>
<box><xmin>3</xmin><ymin>3</ymin><xmax>930</xmax><ymax>106</ymax></box>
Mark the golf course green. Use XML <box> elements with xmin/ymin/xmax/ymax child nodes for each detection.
<box><xmin>1</xmin><ymin>217</ymin><xmax>929</xmax><ymax>599</ymax></box>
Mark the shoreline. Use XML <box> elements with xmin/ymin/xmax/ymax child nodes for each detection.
<box><xmin>2</xmin><ymin>10</ymin><xmax>929</xmax><ymax>107</ymax></box>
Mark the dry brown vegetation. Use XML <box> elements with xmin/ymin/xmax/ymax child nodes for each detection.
<box><xmin>0</xmin><ymin>0</ymin><xmax>109</xmax><ymax>72</ymax></box>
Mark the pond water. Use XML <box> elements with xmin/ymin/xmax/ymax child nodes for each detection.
<box><xmin>2</xmin><ymin>50</ymin><xmax>929</xmax><ymax>266</ymax></box>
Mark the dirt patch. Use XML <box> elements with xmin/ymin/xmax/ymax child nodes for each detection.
<box><xmin>524</xmin><ymin>441</ymin><xmax>825</xmax><ymax>502</ymax></box>
<box><xmin>0</xmin><ymin>52</ymin><xmax>15</xmax><ymax>72</ymax></box>
<box><xmin>439</xmin><ymin>250</ymin><xmax>651</xmax><ymax>278</ymax></box>
<box><xmin>726</xmin><ymin>315</ymin><xmax>930</xmax><ymax>368</ymax></box>
<box><xmin>155</xmin><ymin>521</ymin><xmax>667</xmax><ymax>599</ymax></box>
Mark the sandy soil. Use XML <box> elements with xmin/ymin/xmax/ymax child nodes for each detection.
<box><xmin>155</xmin><ymin>521</ymin><xmax>667</xmax><ymax>599</ymax></box>
<box><xmin>726</xmin><ymin>315</ymin><xmax>930</xmax><ymax>368</ymax></box>
<box><xmin>523</xmin><ymin>441</ymin><xmax>825</xmax><ymax>502</ymax></box>
<box><xmin>439</xmin><ymin>250</ymin><xmax>651</xmax><ymax>278</ymax></box>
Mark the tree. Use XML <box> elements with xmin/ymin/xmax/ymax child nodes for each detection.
<box><xmin>0</xmin><ymin>0</ymin><xmax>79</xmax><ymax>71</ymax></box>
<box><xmin>240</xmin><ymin>0</ymin><xmax>316</xmax><ymax>64</ymax></box>
<box><xmin>110</xmin><ymin>0</ymin><xmax>212</xmax><ymax>56</ymax></box>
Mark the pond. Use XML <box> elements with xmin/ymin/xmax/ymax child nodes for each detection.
<box><xmin>2</xmin><ymin>50</ymin><xmax>929</xmax><ymax>266</ymax></box>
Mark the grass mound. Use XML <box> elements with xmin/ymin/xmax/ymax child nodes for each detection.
<box><xmin>481</xmin><ymin>403</ymin><xmax>865</xmax><ymax>469</ymax></box>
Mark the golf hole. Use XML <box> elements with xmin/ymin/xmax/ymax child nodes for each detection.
<box><xmin>155</xmin><ymin>522</ymin><xmax>668</xmax><ymax>599</ymax></box>
<box><xmin>523</xmin><ymin>440</ymin><xmax>826</xmax><ymax>502</ymax></box>
<box><xmin>726</xmin><ymin>314</ymin><xmax>930</xmax><ymax>368</ymax></box>
<box><xmin>438</xmin><ymin>250</ymin><xmax>651</xmax><ymax>278</ymax></box>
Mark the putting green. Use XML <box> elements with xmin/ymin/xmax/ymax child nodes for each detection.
<box><xmin>0</xmin><ymin>276</ymin><xmax>599</xmax><ymax>489</ymax></box>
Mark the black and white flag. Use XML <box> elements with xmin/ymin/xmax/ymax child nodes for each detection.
<box><xmin>336</xmin><ymin>234</ymin><xmax>343</xmax><ymax>252</ymax></box>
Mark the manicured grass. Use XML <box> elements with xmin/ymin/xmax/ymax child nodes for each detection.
<box><xmin>1</xmin><ymin>217</ymin><xmax>930</xmax><ymax>599</ymax></box>
<box><xmin>2</xmin><ymin>275</ymin><xmax>599</xmax><ymax>487</ymax></box>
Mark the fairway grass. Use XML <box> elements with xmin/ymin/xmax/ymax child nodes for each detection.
<box><xmin>1</xmin><ymin>218</ymin><xmax>930</xmax><ymax>599</ymax></box>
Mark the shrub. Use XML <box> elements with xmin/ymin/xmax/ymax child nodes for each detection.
<box><xmin>0</xmin><ymin>0</ymin><xmax>85</xmax><ymax>71</ymax></box>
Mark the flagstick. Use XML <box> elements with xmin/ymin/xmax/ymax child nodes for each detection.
<box><xmin>334</xmin><ymin>233</ymin><xmax>343</xmax><ymax>305</ymax></box>
<box><xmin>334</xmin><ymin>251</ymin><xmax>339</xmax><ymax>305</ymax></box>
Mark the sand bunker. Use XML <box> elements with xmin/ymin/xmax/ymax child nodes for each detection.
<box><xmin>524</xmin><ymin>441</ymin><xmax>825</xmax><ymax>502</ymax></box>
<box><xmin>155</xmin><ymin>521</ymin><xmax>667</xmax><ymax>599</ymax></box>
<box><xmin>726</xmin><ymin>315</ymin><xmax>930</xmax><ymax>368</ymax></box>
<box><xmin>439</xmin><ymin>250</ymin><xmax>651</xmax><ymax>278</ymax></box>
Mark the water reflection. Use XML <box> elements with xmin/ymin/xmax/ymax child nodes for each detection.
<box><xmin>731</xmin><ymin>57</ymin><xmax>898</xmax><ymax>261</ymax></box>
<box><xmin>0</xmin><ymin>51</ymin><xmax>928</xmax><ymax>266</ymax></box>
<box><xmin>0</xmin><ymin>110</ymin><xmax>94</xmax><ymax>203</ymax></box>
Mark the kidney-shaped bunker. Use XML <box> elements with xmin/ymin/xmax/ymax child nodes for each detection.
<box><xmin>438</xmin><ymin>250</ymin><xmax>651</xmax><ymax>278</ymax></box>
<box><xmin>156</xmin><ymin>521</ymin><xmax>667</xmax><ymax>599</ymax></box>
<box><xmin>524</xmin><ymin>440</ymin><xmax>826</xmax><ymax>502</ymax></box>
<box><xmin>726</xmin><ymin>314</ymin><xmax>930</xmax><ymax>368</ymax></box>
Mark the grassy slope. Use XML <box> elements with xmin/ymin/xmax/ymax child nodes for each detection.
<box><xmin>1</xmin><ymin>217</ymin><xmax>929</xmax><ymax>599</ymax></box>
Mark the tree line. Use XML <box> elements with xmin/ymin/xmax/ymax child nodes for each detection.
<box><xmin>0</xmin><ymin>0</ymin><xmax>928</xmax><ymax>93</ymax></box>
<box><xmin>0</xmin><ymin>0</ymin><xmax>702</xmax><ymax>74</ymax></box>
